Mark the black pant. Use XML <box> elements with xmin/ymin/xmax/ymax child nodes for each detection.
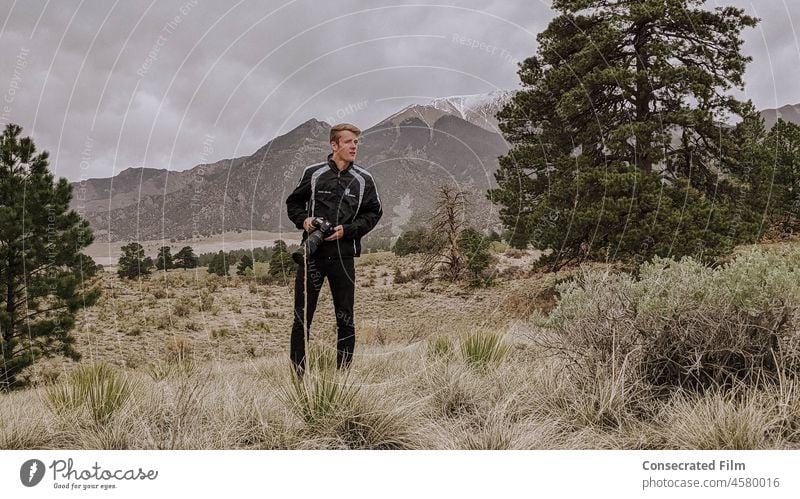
<box><xmin>290</xmin><ymin>256</ymin><xmax>356</xmax><ymax>374</ymax></box>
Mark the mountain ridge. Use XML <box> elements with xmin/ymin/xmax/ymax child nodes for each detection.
<box><xmin>70</xmin><ymin>93</ymin><xmax>800</xmax><ymax>244</ymax></box>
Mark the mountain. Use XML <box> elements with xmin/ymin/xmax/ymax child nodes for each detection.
<box><xmin>70</xmin><ymin>112</ymin><xmax>508</xmax><ymax>244</ymax></box>
<box><xmin>384</xmin><ymin>92</ymin><xmax>800</xmax><ymax>133</ymax></box>
<box><xmin>380</xmin><ymin>90</ymin><xmax>512</xmax><ymax>133</ymax></box>
<box><xmin>760</xmin><ymin>103</ymin><xmax>800</xmax><ymax>129</ymax></box>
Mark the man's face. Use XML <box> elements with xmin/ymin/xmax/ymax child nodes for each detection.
<box><xmin>331</xmin><ymin>130</ymin><xmax>358</xmax><ymax>163</ymax></box>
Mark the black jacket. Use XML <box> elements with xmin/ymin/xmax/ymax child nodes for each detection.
<box><xmin>286</xmin><ymin>154</ymin><xmax>382</xmax><ymax>258</ymax></box>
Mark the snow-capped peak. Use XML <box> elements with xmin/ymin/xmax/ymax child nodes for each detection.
<box><xmin>381</xmin><ymin>90</ymin><xmax>514</xmax><ymax>132</ymax></box>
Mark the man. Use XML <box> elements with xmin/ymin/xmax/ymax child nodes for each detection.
<box><xmin>285</xmin><ymin>123</ymin><xmax>382</xmax><ymax>376</ymax></box>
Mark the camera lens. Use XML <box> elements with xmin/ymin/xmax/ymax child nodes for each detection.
<box><xmin>292</xmin><ymin>229</ymin><xmax>326</xmax><ymax>264</ymax></box>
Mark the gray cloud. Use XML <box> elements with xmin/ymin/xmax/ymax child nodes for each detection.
<box><xmin>0</xmin><ymin>0</ymin><xmax>796</xmax><ymax>181</ymax></box>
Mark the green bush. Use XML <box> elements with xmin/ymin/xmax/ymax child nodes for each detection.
<box><xmin>458</xmin><ymin>227</ymin><xmax>494</xmax><ymax>286</ymax></box>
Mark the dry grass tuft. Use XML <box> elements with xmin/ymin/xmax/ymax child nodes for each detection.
<box><xmin>461</xmin><ymin>330</ymin><xmax>509</xmax><ymax>368</ymax></box>
<box><xmin>42</xmin><ymin>363</ymin><xmax>135</xmax><ymax>425</ymax></box>
<box><xmin>657</xmin><ymin>390</ymin><xmax>774</xmax><ymax>449</ymax></box>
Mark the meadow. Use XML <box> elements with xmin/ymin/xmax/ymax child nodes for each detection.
<box><xmin>2</xmin><ymin>242</ymin><xmax>799</xmax><ymax>450</ymax></box>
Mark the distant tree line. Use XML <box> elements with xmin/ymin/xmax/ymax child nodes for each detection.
<box><xmin>117</xmin><ymin>244</ymin><xmax>199</xmax><ymax>279</ymax></box>
<box><xmin>195</xmin><ymin>244</ymin><xmax>297</xmax><ymax>267</ymax></box>
<box><xmin>116</xmin><ymin>241</ymin><xmax>299</xmax><ymax>279</ymax></box>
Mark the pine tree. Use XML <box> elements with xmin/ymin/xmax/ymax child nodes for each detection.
<box><xmin>156</xmin><ymin>246</ymin><xmax>173</xmax><ymax>271</ymax></box>
<box><xmin>117</xmin><ymin>242</ymin><xmax>153</xmax><ymax>279</ymax></box>
<box><xmin>207</xmin><ymin>250</ymin><xmax>229</xmax><ymax>276</ymax></box>
<box><xmin>0</xmin><ymin>124</ymin><xmax>101</xmax><ymax>389</ymax></box>
<box><xmin>174</xmin><ymin>246</ymin><xmax>198</xmax><ymax>269</ymax></box>
<box><xmin>489</xmin><ymin>0</ymin><xmax>760</xmax><ymax>268</ymax></box>
<box><xmin>75</xmin><ymin>253</ymin><xmax>101</xmax><ymax>278</ymax></box>
<box><xmin>236</xmin><ymin>254</ymin><xmax>253</xmax><ymax>276</ymax></box>
<box><xmin>268</xmin><ymin>240</ymin><xmax>294</xmax><ymax>281</ymax></box>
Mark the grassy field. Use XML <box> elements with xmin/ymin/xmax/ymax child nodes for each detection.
<box><xmin>2</xmin><ymin>243</ymin><xmax>800</xmax><ymax>450</ymax></box>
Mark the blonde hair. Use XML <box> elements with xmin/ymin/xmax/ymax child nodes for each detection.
<box><xmin>330</xmin><ymin>123</ymin><xmax>361</xmax><ymax>144</ymax></box>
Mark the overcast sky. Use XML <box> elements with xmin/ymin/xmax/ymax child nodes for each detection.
<box><xmin>0</xmin><ymin>0</ymin><xmax>797</xmax><ymax>182</ymax></box>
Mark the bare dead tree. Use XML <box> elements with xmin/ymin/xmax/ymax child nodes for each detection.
<box><xmin>424</xmin><ymin>183</ymin><xmax>468</xmax><ymax>281</ymax></box>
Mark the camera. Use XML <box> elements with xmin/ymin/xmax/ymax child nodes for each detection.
<box><xmin>292</xmin><ymin>217</ymin><xmax>335</xmax><ymax>264</ymax></box>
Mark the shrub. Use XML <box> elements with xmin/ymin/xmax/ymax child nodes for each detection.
<box><xmin>393</xmin><ymin>267</ymin><xmax>429</xmax><ymax>284</ymax></box>
<box><xmin>330</xmin><ymin>397</ymin><xmax>416</xmax><ymax>450</ymax></box>
<box><xmin>199</xmin><ymin>290</ymin><xmax>214</xmax><ymax>311</ymax></box>
<box><xmin>544</xmin><ymin>249</ymin><xmax>800</xmax><ymax>395</ymax></box>
<box><xmin>426</xmin><ymin>364</ymin><xmax>481</xmax><ymax>418</ymax></box>
<box><xmin>211</xmin><ymin>328</ymin><xmax>228</xmax><ymax>339</ymax></box>
<box><xmin>172</xmin><ymin>296</ymin><xmax>193</xmax><ymax>317</ymax></box>
<box><xmin>458</xmin><ymin>227</ymin><xmax>495</xmax><ymax>287</ymax></box>
<box><xmin>165</xmin><ymin>336</ymin><xmax>194</xmax><ymax>364</ymax></box>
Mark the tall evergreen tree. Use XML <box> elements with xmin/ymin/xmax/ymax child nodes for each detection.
<box><xmin>174</xmin><ymin>246</ymin><xmax>198</xmax><ymax>269</ymax></box>
<box><xmin>0</xmin><ymin>124</ymin><xmax>100</xmax><ymax>389</ymax></box>
<box><xmin>268</xmin><ymin>240</ymin><xmax>293</xmax><ymax>280</ymax></box>
<box><xmin>489</xmin><ymin>0</ymin><xmax>760</xmax><ymax>268</ymax></box>
<box><xmin>156</xmin><ymin>246</ymin><xmax>173</xmax><ymax>271</ymax></box>
<box><xmin>117</xmin><ymin>242</ymin><xmax>153</xmax><ymax>279</ymax></box>
<box><xmin>207</xmin><ymin>250</ymin><xmax>229</xmax><ymax>276</ymax></box>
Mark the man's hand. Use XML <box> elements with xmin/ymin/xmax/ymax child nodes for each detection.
<box><xmin>303</xmin><ymin>217</ymin><xmax>316</xmax><ymax>232</ymax></box>
<box><xmin>324</xmin><ymin>225</ymin><xmax>344</xmax><ymax>241</ymax></box>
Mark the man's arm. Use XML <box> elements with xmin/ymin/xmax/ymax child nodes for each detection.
<box><xmin>342</xmin><ymin>178</ymin><xmax>382</xmax><ymax>239</ymax></box>
<box><xmin>286</xmin><ymin>168</ymin><xmax>313</xmax><ymax>230</ymax></box>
